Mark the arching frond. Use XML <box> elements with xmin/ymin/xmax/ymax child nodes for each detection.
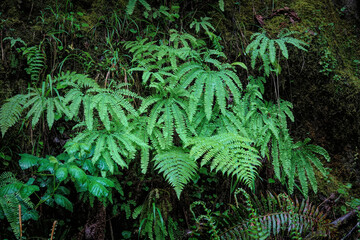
<box><xmin>0</xmin><ymin>94</ymin><xmax>27</xmax><ymax>137</ymax></box>
<box><xmin>65</xmin><ymin>123</ymin><xmax>148</xmax><ymax>173</ymax></box>
<box><xmin>189</xmin><ymin>133</ymin><xmax>261</xmax><ymax>189</ymax></box>
<box><xmin>153</xmin><ymin>148</ymin><xmax>198</xmax><ymax>199</ymax></box>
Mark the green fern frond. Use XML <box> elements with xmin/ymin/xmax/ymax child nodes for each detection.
<box><xmin>153</xmin><ymin>148</ymin><xmax>198</xmax><ymax>199</ymax></box>
<box><xmin>275</xmin><ymin>38</ymin><xmax>288</xmax><ymax>59</ymax></box>
<box><xmin>126</xmin><ymin>0</ymin><xmax>150</xmax><ymax>15</ymax></box>
<box><xmin>189</xmin><ymin>133</ymin><xmax>261</xmax><ymax>189</ymax></box>
<box><xmin>126</xmin><ymin>0</ymin><xmax>137</xmax><ymax>15</ymax></box>
<box><xmin>23</xmin><ymin>45</ymin><xmax>45</xmax><ymax>83</ymax></box>
<box><xmin>288</xmin><ymin>139</ymin><xmax>330</xmax><ymax>197</ymax></box>
<box><xmin>246</xmin><ymin>30</ymin><xmax>307</xmax><ymax>76</ymax></box>
<box><xmin>178</xmin><ymin>61</ymin><xmax>241</xmax><ymax>121</ymax></box>
<box><xmin>0</xmin><ymin>172</ymin><xmax>38</xmax><ymax>239</ymax></box>
<box><xmin>58</xmin><ymin>71</ymin><xmax>99</xmax><ymax>89</ymax></box>
<box><xmin>0</xmin><ymin>94</ymin><xmax>27</xmax><ymax>137</ymax></box>
<box><xmin>170</xmin><ymin>29</ymin><xmax>204</xmax><ymax>49</ymax></box>
<box><xmin>66</xmin><ymin>125</ymin><xmax>148</xmax><ymax>173</ymax></box>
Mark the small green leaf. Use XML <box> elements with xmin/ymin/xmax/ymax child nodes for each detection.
<box><xmin>219</xmin><ymin>0</ymin><xmax>224</xmax><ymax>11</ymax></box>
<box><xmin>231</xmin><ymin>62</ymin><xmax>248</xmax><ymax>70</ymax></box>
<box><xmin>20</xmin><ymin>185</ymin><xmax>39</xmax><ymax>198</ymax></box>
<box><xmin>68</xmin><ymin>164</ymin><xmax>87</xmax><ymax>183</ymax></box>
<box><xmin>88</xmin><ymin>179</ymin><xmax>109</xmax><ymax>198</ymax></box>
<box><xmin>19</xmin><ymin>154</ymin><xmax>40</xmax><ymax>169</ymax></box>
<box><xmin>54</xmin><ymin>194</ymin><xmax>73</xmax><ymax>212</ymax></box>
<box><xmin>55</xmin><ymin>167</ymin><xmax>68</xmax><ymax>182</ymax></box>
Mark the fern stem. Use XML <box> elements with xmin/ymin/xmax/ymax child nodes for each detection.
<box><xmin>50</xmin><ymin>220</ymin><xmax>57</xmax><ymax>240</ymax></box>
<box><xmin>18</xmin><ymin>204</ymin><xmax>22</xmax><ymax>239</ymax></box>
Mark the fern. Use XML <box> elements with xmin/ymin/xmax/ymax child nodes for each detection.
<box><xmin>22</xmin><ymin>45</ymin><xmax>46</xmax><ymax>83</ymax></box>
<box><xmin>246</xmin><ymin>30</ymin><xmax>308</xmax><ymax>76</ymax></box>
<box><xmin>190</xmin><ymin>17</ymin><xmax>216</xmax><ymax>34</ymax></box>
<box><xmin>218</xmin><ymin>77</ymin><xmax>329</xmax><ymax>197</ymax></box>
<box><xmin>189</xmin><ymin>133</ymin><xmax>261</xmax><ymax>190</ymax></box>
<box><xmin>153</xmin><ymin>148</ymin><xmax>198</xmax><ymax>199</ymax></box>
<box><xmin>218</xmin><ymin>0</ymin><xmax>224</xmax><ymax>11</ymax></box>
<box><xmin>177</xmin><ymin>61</ymin><xmax>242</xmax><ymax>121</ymax></box>
<box><xmin>135</xmin><ymin>189</ymin><xmax>176</xmax><ymax>240</ymax></box>
<box><xmin>0</xmin><ymin>172</ymin><xmax>39</xmax><ymax>239</ymax></box>
<box><xmin>61</xmin><ymin>71</ymin><xmax>140</xmax><ymax>130</ymax></box>
<box><xmin>219</xmin><ymin>190</ymin><xmax>331</xmax><ymax>239</ymax></box>
<box><xmin>288</xmin><ymin>138</ymin><xmax>330</xmax><ymax>197</ymax></box>
<box><xmin>126</xmin><ymin>0</ymin><xmax>151</xmax><ymax>15</ymax></box>
<box><xmin>191</xmin><ymin>189</ymin><xmax>331</xmax><ymax>239</ymax></box>
<box><xmin>65</xmin><ymin>122</ymin><xmax>148</xmax><ymax>173</ymax></box>
<box><xmin>139</xmin><ymin>87</ymin><xmax>191</xmax><ymax>149</ymax></box>
<box><xmin>0</xmin><ymin>74</ymin><xmax>72</xmax><ymax>135</ymax></box>
<box><xmin>0</xmin><ymin>94</ymin><xmax>27</xmax><ymax>137</ymax></box>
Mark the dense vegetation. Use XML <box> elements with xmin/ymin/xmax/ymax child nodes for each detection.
<box><xmin>0</xmin><ymin>0</ymin><xmax>360</xmax><ymax>239</ymax></box>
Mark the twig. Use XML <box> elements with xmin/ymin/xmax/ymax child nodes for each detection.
<box><xmin>109</xmin><ymin>219</ymin><xmax>114</xmax><ymax>240</ymax></box>
<box><xmin>331</xmin><ymin>205</ymin><xmax>360</xmax><ymax>227</ymax></box>
<box><xmin>341</xmin><ymin>222</ymin><xmax>360</xmax><ymax>240</ymax></box>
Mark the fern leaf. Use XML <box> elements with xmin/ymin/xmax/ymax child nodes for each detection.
<box><xmin>148</xmin><ymin>101</ymin><xmax>165</xmax><ymax>135</ymax></box>
<box><xmin>251</xmin><ymin>48</ymin><xmax>259</xmax><ymax>69</ymax></box>
<box><xmin>268</xmin><ymin>39</ymin><xmax>276</xmax><ymax>64</ymax></box>
<box><xmin>83</xmin><ymin>95</ymin><xmax>94</xmax><ymax>130</ymax></box>
<box><xmin>275</xmin><ymin>39</ymin><xmax>288</xmax><ymax>59</ymax></box>
<box><xmin>284</xmin><ymin>37</ymin><xmax>308</xmax><ymax>52</ymax></box>
<box><xmin>246</xmin><ymin>33</ymin><xmax>263</xmax><ymax>53</ymax></box>
<box><xmin>204</xmin><ymin>73</ymin><xmax>215</xmax><ymax>120</ymax></box>
<box><xmin>30</xmin><ymin>99</ymin><xmax>44</xmax><ymax>127</ymax></box>
<box><xmin>138</xmin><ymin>0</ymin><xmax>151</xmax><ymax>11</ymax></box>
<box><xmin>141</xmin><ymin>145</ymin><xmax>150</xmax><ymax>174</ymax></box>
<box><xmin>172</xmin><ymin>103</ymin><xmax>188</xmax><ymax>143</ymax></box>
<box><xmin>190</xmin><ymin>134</ymin><xmax>260</xmax><ymax>189</ymax></box>
<box><xmin>219</xmin><ymin>0</ymin><xmax>224</xmax><ymax>11</ymax></box>
<box><xmin>0</xmin><ymin>94</ymin><xmax>27</xmax><ymax>137</ymax></box>
<box><xmin>126</xmin><ymin>0</ymin><xmax>137</xmax><ymax>15</ymax></box>
<box><xmin>107</xmin><ymin>135</ymin><xmax>127</xmax><ymax>168</ymax></box>
<box><xmin>188</xmin><ymin>74</ymin><xmax>205</xmax><ymax>122</ymax></box>
<box><xmin>259</xmin><ymin>37</ymin><xmax>269</xmax><ymax>56</ymax></box>
<box><xmin>163</xmin><ymin>102</ymin><xmax>174</xmax><ymax>146</ymax></box>
<box><xmin>46</xmin><ymin>98</ymin><xmax>55</xmax><ymax>129</ymax></box>
<box><xmin>65</xmin><ymin>88</ymin><xmax>83</xmax><ymax>118</ymax></box>
<box><xmin>212</xmin><ymin>191</ymin><xmax>331</xmax><ymax>239</ymax></box>
<box><xmin>98</xmin><ymin>96</ymin><xmax>111</xmax><ymax>130</ymax></box>
<box><xmin>221</xmin><ymin>70</ymin><xmax>242</xmax><ymax>104</ymax></box>
<box><xmin>153</xmin><ymin>148</ymin><xmax>198</xmax><ymax>199</ymax></box>
<box><xmin>92</xmin><ymin>134</ymin><xmax>106</xmax><ymax>165</ymax></box>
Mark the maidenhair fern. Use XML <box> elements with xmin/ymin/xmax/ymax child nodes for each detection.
<box><xmin>217</xmin><ymin>76</ymin><xmax>329</xmax><ymax>197</ymax></box>
<box><xmin>0</xmin><ymin>74</ymin><xmax>71</xmax><ymax>135</ymax></box>
<box><xmin>246</xmin><ymin>30</ymin><xmax>308</xmax><ymax>76</ymax></box>
<box><xmin>139</xmin><ymin>87</ymin><xmax>191</xmax><ymax>149</ymax></box>
<box><xmin>177</xmin><ymin>61</ymin><xmax>242</xmax><ymax>121</ymax></box>
<box><xmin>288</xmin><ymin>138</ymin><xmax>330</xmax><ymax>196</ymax></box>
<box><xmin>65</xmin><ymin>122</ymin><xmax>148</xmax><ymax>173</ymax></box>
